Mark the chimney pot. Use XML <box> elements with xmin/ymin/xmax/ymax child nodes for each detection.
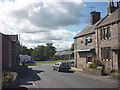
<box><xmin>116</xmin><ymin>2</ymin><xmax>119</xmax><ymax>7</ymax></box>
<box><xmin>107</xmin><ymin>0</ymin><xmax>117</xmax><ymax>14</ymax></box>
<box><xmin>111</xmin><ymin>0</ymin><xmax>114</xmax><ymax>6</ymax></box>
<box><xmin>108</xmin><ymin>0</ymin><xmax>111</xmax><ymax>6</ymax></box>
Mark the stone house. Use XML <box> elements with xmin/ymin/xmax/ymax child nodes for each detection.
<box><xmin>74</xmin><ymin>11</ymin><xmax>101</xmax><ymax>69</ymax></box>
<box><xmin>74</xmin><ymin>0</ymin><xmax>120</xmax><ymax>70</ymax></box>
<box><xmin>95</xmin><ymin>1</ymin><xmax>120</xmax><ymax>70</ymax></box>
<box><xmin>0</xmin><ymin>33</ymin><xmax>20</xmax><ymax>71</ymax></box>
<box><xmin>54</xmin><ymin>51</ymin><xmax>73</xmax><ymax>60</ymax></box>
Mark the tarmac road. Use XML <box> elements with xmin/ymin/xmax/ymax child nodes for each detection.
<box><xmin>20</xmin><ymin>63</ymin><xmax>118</xmax><ymax>88</ymax></box>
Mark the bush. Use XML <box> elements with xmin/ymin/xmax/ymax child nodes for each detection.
<box><xmin>117</xmin><ymin>68</ymin><xmax>120</xmax><ymax>73</ymax></box>
<box><xmin>97</xmin><ymin>66</ymin><xmax>103</xmax><ymax>71</ymax></box>
<box><xmin>111</xmin><ymin>69</ymin><xmax>116</xmax><ymax>73</ymax></box>
<box><xmin>2</xmin><ymin>71</ymin><xmax>14</xmax><ymax>88</ymax></box>
<box><xmin>88</xmin><ymin>62</ymin><xmax>97</xmax><ymax>69</ymax></box>
<box><xmin>104</xmin><ymin>68</ymin><xmax>111</xmax><ymax>74</ymax></box>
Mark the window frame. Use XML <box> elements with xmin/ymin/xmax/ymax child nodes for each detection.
<box><xmin>100</xmin><ymin>27</ymin><xmax>111</xmax><ymax>40</ymax></box>
<box><xmin>85</xmin><ymin>35</ymin><xmax>92</xmax><ymax>45</ymax></box>
<box><xmin>101</xmin><ymin>47</ymin><xmax>111</xmax><ymax>61</ymax></box>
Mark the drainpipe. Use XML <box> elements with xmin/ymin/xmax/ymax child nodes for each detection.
<box><xmin>96</xmin><ymin>28</ymin><xmax>99</xmax><ymax>59</ymax></box>
<box><xmin>74</xmin><ymin>39</ymin><xmax>77</xmax><ymax>68</ymax></box>
<box><xmin>75</xmin><ymin>52</ymin><xmax>77</xmax><ymax>67</ymax></box>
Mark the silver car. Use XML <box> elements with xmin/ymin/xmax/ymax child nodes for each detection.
<box><xmin>52</xmin><ymin>62</ymin><xmax>71</xmax><ymax>72</ymax></box>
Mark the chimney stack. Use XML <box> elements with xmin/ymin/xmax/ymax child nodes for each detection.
<box><xmin>107</xmin><ymin>0</ymin><xmax>117</xmax><ymax>14</ymax></box>
<box><xmin>108</xmin><ymin>0</ymin><xmax>111</xmax><ymax>6</ymax></box>
<box><xmin>90</xmin><ymin>10</ymin><xmax>101</xmax><ymax>25</ymax></box>
<box><xmin>111</xmin><ymin>0</ymin><xmax>114</xmax><ymax>6</ymax></box>
<box><xmin>116</xmin><ymin>1</ymin><xmax>119</xmax><ymax>8</ymax></box>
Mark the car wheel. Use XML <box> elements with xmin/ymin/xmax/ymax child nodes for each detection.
<box><xmin>53</xmin><ymin>68</ymin><xmax>55</xmax><ymax>71</ymax></box>
<box><xmin>65</xmin><ymin>69</ymin><xmax>69</xmax><ymax>72</ymax></box>
<box><xmin>58</xmin><ymin>68</ymin><xmax>61</xmax><ymax>72</ymax></box>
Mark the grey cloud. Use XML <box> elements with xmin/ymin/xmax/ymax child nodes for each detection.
<box><xmin>11</xmin><ymin>1</ymin><xmax>86</xmax><ymax>30</ymax></box>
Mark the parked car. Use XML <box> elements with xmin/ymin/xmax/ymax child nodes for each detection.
<box><xmin>52</xmin><ymin>62</ymin><xmax>71</xmax><ymax>72</ymax></box>
<box><xmin>25</xmin><ymin>61</ymin><xmax>35</xmax><ymax>63</ymax></box>
<box><xmin>66</xmin><ymin>59</ymin><xmax>74</xmax><ymax>67</ymax></box>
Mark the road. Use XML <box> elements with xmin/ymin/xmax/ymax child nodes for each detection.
<box><xmin>20</xmin><ymin>63</ymin><xmax>118</xmax><ymax>88</ymax></box>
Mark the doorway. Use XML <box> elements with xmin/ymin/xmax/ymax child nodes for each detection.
<box><xmin>118</xmin><ymin>50</ymin><xmax>120</xmax><ymax>70</ymax></box>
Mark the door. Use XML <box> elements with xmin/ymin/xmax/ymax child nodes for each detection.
<box><xmin>118</xmin><ymin>50</ymin><xmax>120</xmax><ymax>70</ymax></box>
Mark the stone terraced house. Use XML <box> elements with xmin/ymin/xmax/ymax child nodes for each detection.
<box><xmin>74</xmin><ymin>0</ymin><xmax>120</xmax><ymax>71</ymax></box>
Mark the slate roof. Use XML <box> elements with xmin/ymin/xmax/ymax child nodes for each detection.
<box><xmin>74</xmin><ymin>24</ymin><xmax>95</xmax><ymax>38</ymax></box>
<box><xmin>97</xmin><ymin>7</ymin><xmax>120</xmax><ymax>27</ymax></box>
<box><xmin>54</xmin><ymin>51</ymin><xmax>73</xmax><ymax>56</ymax></box>
<box><xmin>74</xmin><ymin>7</ymin><xmax>120</xmax><ymax>39</ymax></box>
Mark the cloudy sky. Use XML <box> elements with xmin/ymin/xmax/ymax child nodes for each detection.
<box><xmin>0</xmin><ymin>0</ymin><xmax>118</xmax><ymax>51</ymax></box>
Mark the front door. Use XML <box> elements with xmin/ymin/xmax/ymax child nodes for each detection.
<box><xmin>118</xmin><ymin>50</ymin><xmax>120</xmax><ymax>70</ymax></box>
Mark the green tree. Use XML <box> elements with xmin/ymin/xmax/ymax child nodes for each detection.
<box><xmin>70</xmin><ymin>43</ymin><xmax>74</xmax><ymax>51</ymax></box>
<box><xmin>44</xmin><ymin>43</ymin><xmax>56</xmax><ymax>60</ymax></box>
<box><xmin>31</xmin><ymin>48</ymin><xmax>38</xmax><ymax>60</ymax></box>
<box><xmin>20</xmin><ymin>46</ymin><xmax>29</xmax><ymax>55</ymax></box>
<box><xmin>20</xmin><ymin>46</ymin><xmax>33</xmax><ymax>56</ymax></box>
<box><xmin>31</xmin><ymin>43</ymin><xmax>56</xmax><ymax>60</ymax></box>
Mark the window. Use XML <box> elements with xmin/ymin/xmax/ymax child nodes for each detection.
<box><xmin>101</xmin><ymin>27</ymin><xmax>111</xmax><ymax>40</ymax></box>
<box><xmin>85</xmin><ymin>36</ymin><xmax>92</xmax><ymax>45</ymax></box>
<box><xmin>107</xmin><ymin>27</ymin><xmax>111</xmax><ymax>39</ymax></box>
<box><xmin>81</xmin><ymin>40</ymin><xmax>83</xmax><ymax>43</ymax></box>
<box><xmin>101</xmin><ymin>47</ymin><xmax>111</xmax><ymax>61</ymax></box>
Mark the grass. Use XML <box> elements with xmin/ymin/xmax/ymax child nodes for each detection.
<box><xmin>20</xmin><ymin>60</ymin><xmax>67</xmax><ymax>66</ymax></box>
<box><xmin>25</xmin><ymin>63</ymin><xmax>37</xmax><ymax>66</ymax></box>
<box><xmin>34</xmin><ymin>60</ymin><xmax>67</xmax><ymax>64</ymax></box>
<box><xmin>20</xmin><ymin>62</ymin><xmax>37</xmax><ymax>66</ymax></box>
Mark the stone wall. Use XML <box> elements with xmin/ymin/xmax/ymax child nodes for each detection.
<box><xmin>98</xmin><ymin>23</ymin><xmax>119</xmax><ymax>70</ymax></box>
<box><xmin>74</xmin><ymin>33</ymin><xmax>96</xmax><ymax>69</ymax></box>
<box><xmin>76</xmin><ymin>33</ymin><xmax>96</xmax><ymax>50</ymax></box>
<box><xmin>77</xmin><ymin>52</ymin><xmax>87</xmax><ymax>69</ymax></box>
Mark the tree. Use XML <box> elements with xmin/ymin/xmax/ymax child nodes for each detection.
<box><xmin>70</xmin><ymin>43</ymin><xmax>74</xmax><ymax>51</ymax></box>
<box><xmin>31</xmin><ymin>43</ymin><xmax>56</xmax><ymax>60</ymax></box>
<box><xmin>44</xmin><ymin>43</ymin><xmax>56</xmax><ymax>60</ymax></box>
<box><xmin>20</xmin><ymin>46</ymin><xmax>33</xmax><ymax>56</ymax></box>
<box><xmin>20</xmin><ymin>46</ymin><xmax>29</xmax><ymax>55</ymax></box>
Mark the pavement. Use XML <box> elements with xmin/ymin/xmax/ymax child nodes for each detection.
<box><xmin>19</xmin><ymin>63</ymin><xmax>119</xmax><ymax>88</ymax></box>
<box><xmin>71</xmin><ymin>67</ymin><xmax>83</xmax><ymax>72</ymax></box>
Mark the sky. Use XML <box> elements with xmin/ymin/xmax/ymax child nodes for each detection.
<box><xmin>0</xmin><ymin>0</ymin><xmax>119</xmax><ymax>51</ymax></box>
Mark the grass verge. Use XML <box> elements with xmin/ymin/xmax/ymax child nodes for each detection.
<box><xmin>35</xmin><ymin>60</ymin><xmax>67</xmax><ymax>64</ymax></box>
<box><xmin>20</xmin><ymin>60</ymin><xmax>67</xmax><ymax>66</ymax></box>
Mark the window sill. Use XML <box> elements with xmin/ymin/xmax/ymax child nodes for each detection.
<box><xmin>101</xmin><ymin>38</ymin><xmax>112</xmax><ymax>41</ymax></box>
<box><xmin>86</xmin><ymin>43</ymin><xmax>92</xmax><ymax>46</ymax></box>
<box><xmin>102</xmin><ymin>59</ymin><xmax>111</xmax><ymax>62</ymax></box>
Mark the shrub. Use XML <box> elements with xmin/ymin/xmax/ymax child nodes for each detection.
<box><xmin>104</xmin><ymin>68</ymin><xmax>111</xmax><ymax>74</ymax></box>
<box><xmin>2</xmin><ymin>71</ymin><xmax>13</xmax><ymax>88</ymax></box>
<box><xmin>117</xmin><ymin>68</ymin><xmax>120</xmax><ymax>73</ymax></box>
<box><xmin>97</xmin><ymin>66</ymin><xmax>103</xmax><ymax>71</ymax></box>
<box><xmin>88</xmin><ymin>62</ymin><xmax>97</xmax><ymax>69</ymax></box>
<box><xmin>111</xmin><ymin>69</ymin><xmax>116</xmax><ymax>73</ymax></box>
